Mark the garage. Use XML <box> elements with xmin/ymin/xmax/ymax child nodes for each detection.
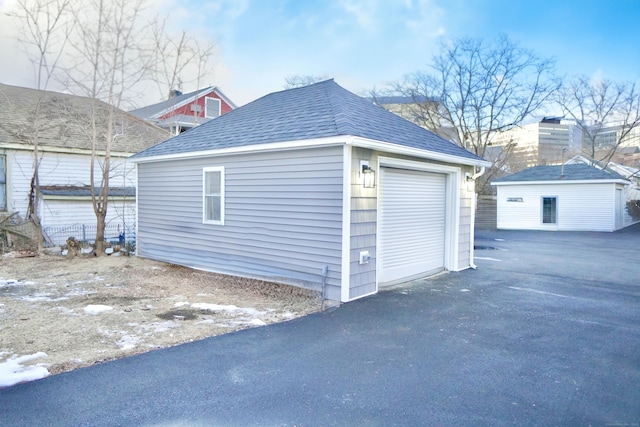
<box><xmin>378</xmin><ymin>166</ymin><xmax>447</xmax><ymax>284</ymax></box>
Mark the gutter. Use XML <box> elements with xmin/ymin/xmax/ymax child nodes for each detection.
<box><xmin>469</xmin><ymin>166</ymin><xmax>486</xmax><ymax>270</ymax></box>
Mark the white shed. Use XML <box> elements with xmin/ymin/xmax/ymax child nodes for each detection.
<box><xmin>492</xmin><ymin>164</ymin><xmax>630</xmax><ymax>232</ymax></box>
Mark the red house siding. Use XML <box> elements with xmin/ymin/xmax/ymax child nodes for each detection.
<box><xmin>158</xmin><ymin>92</ymin><xmax>233</xmax><ymax>120</ymax></box>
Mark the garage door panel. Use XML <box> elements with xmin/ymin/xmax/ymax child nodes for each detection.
<box><xmin>379</xmin><ymin>168</ymin><xmax>446</xmax><ymax>284</ymax></box>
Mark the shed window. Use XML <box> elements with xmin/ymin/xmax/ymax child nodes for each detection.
<box><xmin>203</xmin><ymin>167</ymin><xmax>224</xmax><ymax>224</ymax></box>
<box><xmin>542</xmin><ymin>197</ymin><xmax>557</xmax><ymax>224</ymax></box>
<box><xmin>205</xmin><ymin>97</ymin><xmax>221</xmax><ymax>118</ymax></box>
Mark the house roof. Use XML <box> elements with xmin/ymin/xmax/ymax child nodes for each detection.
<box><xmin>40</xmin><ymin>186</ymin><xmax>135</xmax><ymax>197</ymax></box>
<box><xmin>129</xmin><ymin>86</ymin><xmax>236</xmax><ymax>121</ymax></box>
<box><xmin>156</xmin><ymin>114</ymin><xmax>210</xmax><ymax>128</ymax></box>
<box><xmin>0</xmin><ymin>83</ymin><xmax>170</xmax><ymax>153</ymax></box>
<box><xmin>493</xmin><ymin>164</ymin><xmax>629</xmax><ymax>184</ymax></box>
<box><xmin>132</xmin><ymin>79</ymin><xmax>485</xmax><ymax>164</ymax></box>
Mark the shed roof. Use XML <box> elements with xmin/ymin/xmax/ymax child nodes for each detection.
<box><xmin>493</xmin><ymin>164</ymin><xmax>629</xmax><ymax>184</ymax></box>
<box><xmin>132</xmin><ymin>79</ymin><xmax>485</xmax><ymax>164</ymax></box>
<box><xmin>40</xmin><ymin>186</ymin><xmax>135</xmax><ymax>197</ymax></box>
<box><xmin>0</xmin><ymin>83</ymin><xmax>169</xmax><ymax>153</ymax></box>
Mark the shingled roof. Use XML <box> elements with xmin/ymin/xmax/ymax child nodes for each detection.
<box><xmin>0</xmin><ymin>83</ymin><xmax>170</xmax><ymax>153</ymax></box>
<box><xmin>493</xmin><ymin>164</ymin><xmax>629</xmax><ymax>183</ymax></box>
<box><xmin>132</xmin><ymin>79</ymin><xmax>485</xmax><ymax>163</ymax></box>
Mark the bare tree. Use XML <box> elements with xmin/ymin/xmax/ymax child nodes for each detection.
<box><xmin>390</xmin><ymin>36</ymin><xmax>558</xmax><ymax>155</ymax></box>
<box><xmin>284</xmin><ymin>74</ymin><xmax>329</xmax><ymax>89</ymax></box>
<box><xmin>7</xmin><ymin>0</ymin><xmax>72</xmax><ymax>90</ymax></box>
<box><xmin>556</xmin><ymin>76</ymin><xmax>640</xmax><ymax>165</ymax></box>
<box><xmin>59</xmin><ymin>0</ymin><xmax>152</xmax><ymax>255</ymax></box>
<box><xmin>384</xmin><ymin>35</ymin><xmax>559</xmax><ymax>191</ymax></box>
<box><xmin>5</xmin><ymin>0</ymin><xmax>72</xmax><ymax>252</ymax></box>
<box><xmin>150</xmin><ymin>18</ymin><xmax>216</xmax><ymax>100</ymax></box>
<box><xmin>7</xmin><ymin>0</ymin><xmax>215</xmax><ymax>254</ymax></box>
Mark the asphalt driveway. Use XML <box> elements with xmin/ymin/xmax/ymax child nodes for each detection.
<box><xmin>1</xmin><ymin>224</ymin><xmax>639</xmax><ymax>426</ymax></box>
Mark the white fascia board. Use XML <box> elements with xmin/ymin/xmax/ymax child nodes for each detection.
<box><xmin>129</xmin><ymin>136</ymin><xmax>350</xmax><ymax>163</ymax></box>
<box><xmin>492</xmin><ymin>179</ymin><xmax>631</xmax><ymax>186</ymax></box>
<box><xmin>131</xmin><ymin>134</ymin><xmax>492</xmax><ymax>167</ymax></box>
<box><xmin>1</xmin><ymin>143</ymin><xmax>133</xmax><ymax>157</ymax></box>
<box><xmin>349</xmin><ymin>136</ymin><xmax>492</xmax><ymax>168</ymax></box>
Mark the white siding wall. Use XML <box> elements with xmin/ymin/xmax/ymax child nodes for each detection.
<box><xmin>41</xmin><ymin>200</ymin><xmax>135</xmax><ymax>227</ymax></box>
<box><xmin>496</xmin><ymin>183</ymin><xmax>618</xmax><ymax>232</ymax></box>
<box><xmin>8</xmin><ymin>150</ymin><xmax>136</xmax><ymax>229</ymax></box>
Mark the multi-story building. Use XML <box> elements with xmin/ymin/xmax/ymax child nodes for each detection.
<box><xmin>490</xmin><ymin>117</ymin><xmax>583</xmax><ymax>171</ymax></box>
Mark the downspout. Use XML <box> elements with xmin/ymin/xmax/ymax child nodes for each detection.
<box><xmin>321</xmin><ymin>265</ymin><xmax>329</xmax><ymax>311</ymax></box>
<box><xmin>469</xmin><ymin>166</ymin><xmax>486</xmax><ymax>269</ymax></box>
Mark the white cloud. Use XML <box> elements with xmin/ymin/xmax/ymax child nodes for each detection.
<box><xmin>339</xmin><ymin>0</ymin><xmax>378</xmax><ymax>33</ymax></box>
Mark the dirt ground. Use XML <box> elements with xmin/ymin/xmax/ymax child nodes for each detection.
<box><xmin>0</xmin><ymin>252</ymin><xmax>322</xmax><ymax>381</ymax></box>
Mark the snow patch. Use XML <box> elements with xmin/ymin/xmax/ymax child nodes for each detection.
<box><xmin>0</xmin><ymin>352</ymin><xmax>50</xmax><ymax>388</ymax></box>
<box><xmin>117</xmin><ymin>335</ymin><xmax>139</xmax><ymax>350</ymax></box>
<box><xmin>174</xmin><ymin>302</ymin><xmax>190</xmax><ymax>307</ymax></box>
<box><xmin>83</xmin><ymin>305</ymin><xmax>114</xmax><ymax>315</ymax></box>
<box><xmin>192</xmin><ymin>303</ymin><xmax>238</xmax><ymax>312</ymax></box>
<box><xmin>191</xmin><ymin>303</ymin><xmax>267</xmax><ymax>317</ymax></box>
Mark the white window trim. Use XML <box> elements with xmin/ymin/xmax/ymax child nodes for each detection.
<box><xmin>204</xmin><ymin>97</ymin><xmax>221</xmax><ymax>119</ymax></box>
<box><xmin>202</xmin><ymin>166</ymin><xmax>225</xmax><ymax>225</ymax></box>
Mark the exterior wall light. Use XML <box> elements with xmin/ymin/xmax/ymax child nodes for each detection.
<box><xmin>362</xmin><ymin>164</ymin><xmax>376</xmax><ymax>188</ymax></box>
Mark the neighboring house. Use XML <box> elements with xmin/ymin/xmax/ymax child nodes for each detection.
<box><xmin>130</xmin><ymin>87</ymin><xmax>236</xmax><ymax>135</ymax></box>
<box><xmin>565</xmin><ymin>154</ymin><xmax>640</xmax><ymax>218</ymax></box>
<box><xmin>0</xmin><ymin>83</ymin><xmax>169</xmax><ymax>245</ymax></box>
<box><xmin>131</xmin><ymin>80</ymin><xmax>490</xmax><ymax>302</ymax></box>
<box><xmin>492</xmin><ymin>164</ymin><xmax>631</xmax><ymax>232</ymax></box>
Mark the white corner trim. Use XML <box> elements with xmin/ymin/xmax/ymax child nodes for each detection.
<box><xmin>134</xmin><ymin>162</ymin><xmax>139</xmax><ymax>256</ymax></box>
<box><xmin>341</xmin><ymin>144</ymin><xmax>352</xmax><ymax>303</ymax></box>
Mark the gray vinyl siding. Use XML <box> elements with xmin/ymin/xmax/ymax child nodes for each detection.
<box><xmin>137</xmin><ymin>146</ymin><xmax>344</xmax><ymax>299</ymax></box>
<box><xmin>348</xmin><ymin>147</ymin><xmax>377</xmax><ymax>300</ymax></box>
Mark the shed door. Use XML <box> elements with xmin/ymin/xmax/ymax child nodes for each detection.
<box><xmin>378</xmin><ymin>167</ymin><xmax>446</xmax><ymax>284</ymax></box>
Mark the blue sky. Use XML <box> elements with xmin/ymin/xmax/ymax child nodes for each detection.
<box><xmin>175</xmin><ymin>0</ymin><xmax>640</xmax><ymax>106</ymax></box>
<box><xmin>1</xmin><ymin>0</ymin><xmax>638</xmax><ymax>106</ymax></box>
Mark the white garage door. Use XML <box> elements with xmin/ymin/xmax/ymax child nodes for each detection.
<box><xmin>378</xmin><ymin>167</ymin><xmax>446</xmax><ymax>284</ymax></box>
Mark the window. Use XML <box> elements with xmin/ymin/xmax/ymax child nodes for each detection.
<box><xmin>542</xmin><ymin>197</ymin><xmax>557</xmax><ymax>224</ymax></box>
<box><xmin>0</xmin><ymin>155</ymin><xmax>6</xmax><ymax>211</ymax></box>
<box><xmin>205</xmin><ymin>97</ymin><xmax>221</xmax><ymax>119</ymax></box>
<box><xmin>203</xmin><ymin>167</ymin><xmax>224</xmax><ymax>224</ymax></box>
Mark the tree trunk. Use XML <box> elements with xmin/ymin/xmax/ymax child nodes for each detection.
<box><xmin>95</xmin><ymin>210</ymin><xmax>105</xmax><ymax>256</ymax></box>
